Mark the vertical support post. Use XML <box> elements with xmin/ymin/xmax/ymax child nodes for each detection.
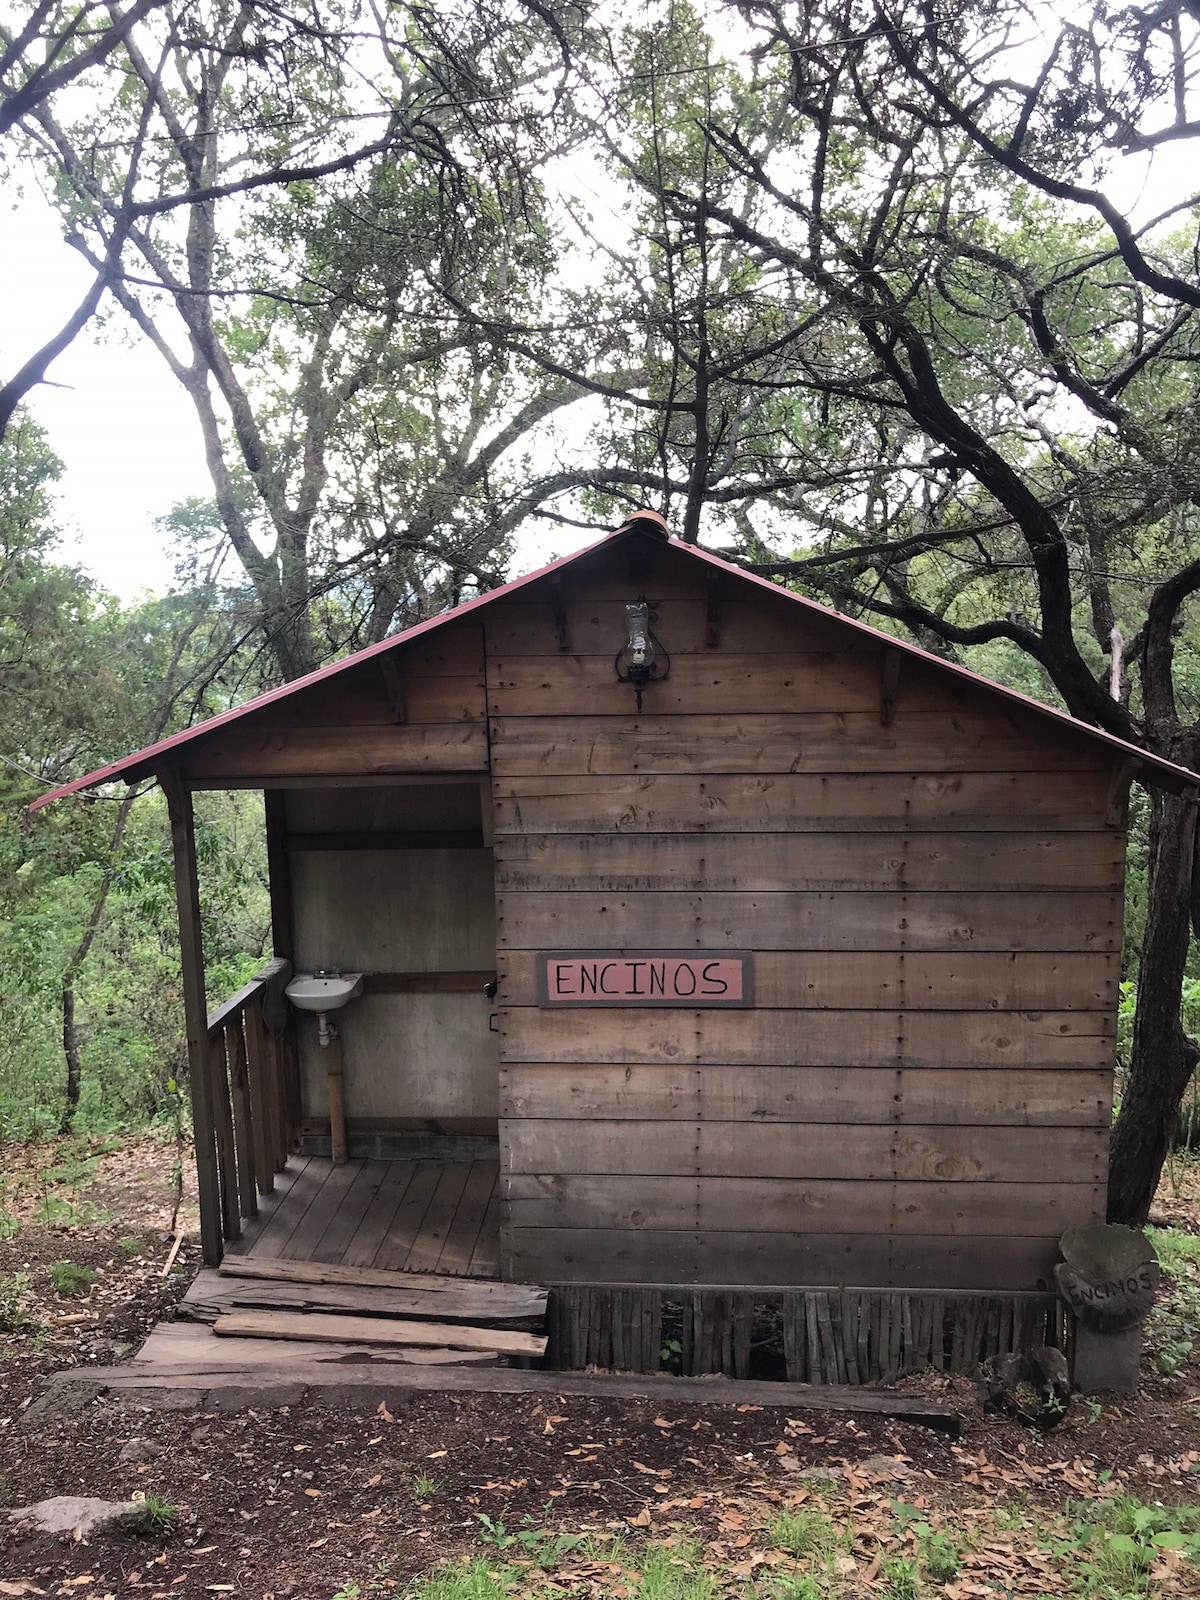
<box><xmin>263</xmin><ymin>789</ymin><xmax>295</xmax><ymax>961</ymax></box>
<box><xmin>161</xmin><ymin>767</ymin><xmax>223</xmax><ymax>1265</ymax></box>
<box><xmin>325</xmin><ymin>1029</ymin><xmax>348</xmax><ymax>1165</ymax></box>
<box><xmin>243</xmin><ymin>992</ymin><xmax>275</xmax><ymax>1196</ymax></box>
<box><xmin>264</xmin><ymin>789</ymin><xmax>302</xmax><ymax>1148</ymax></box>
<box><xmin>226</xmin><ymin>1017</ymin><xmax>257</xmax><ymax>1219</ymax></box>
<box><xmin>209</xmin><ymin>1029</ymin><xmax>241</xmax><ymax>1240</ymax></box>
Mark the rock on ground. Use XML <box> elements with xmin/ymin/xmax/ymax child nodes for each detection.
<box><xmin>6</xmin><ymin>1496</ymin><xmax>157</xmax><ymax>1541</ymax></box>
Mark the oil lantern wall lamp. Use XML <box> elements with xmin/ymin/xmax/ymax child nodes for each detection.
<box><xmin>614</xmin><ymin>597</ymin><xmax>669</xmax><ymax>711</ymax></box>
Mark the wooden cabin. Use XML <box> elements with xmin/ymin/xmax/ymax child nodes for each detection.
<box><xmin>35</xmin><ymin>511</ymin><xmax>1196</xmax><ymax>1385</ymax></box>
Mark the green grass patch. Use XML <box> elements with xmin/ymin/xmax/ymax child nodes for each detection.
<box><xmin>1145</xmin><ymin>1226</ymin><xmax>1200</xmax><ymax>1374</ymax></box>
<box><xmin>0</xmin><ymin>1271</ymin><xmax>35</xmax><ymax>1335</ymax></box>
<box><xmin>143</xmin><ymin>1492</ymin><xmax>178</xmax><ymax>1530</ymax></box>
<box><xmin>767</xmin><ymin>1505</ymin><xmax>849</xmax><ymax>1562</ymax></box>
<box><xmin>40</xmin><ymin>1155</ymin><xmax>100</xmax><ymax>1187</ymax></box>
<box><xmin>49</xmin><ymin>1259</ymin><xmax>98</xmax><ymax>1295</ymax></box>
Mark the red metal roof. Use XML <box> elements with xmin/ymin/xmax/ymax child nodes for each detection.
<box><xmin>31</xmin><ymin>513</ymin><xmax>1198</xmax><ymax>807</ymax></box>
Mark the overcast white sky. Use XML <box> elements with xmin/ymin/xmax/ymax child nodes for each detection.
<box><xmin>0</xmin><ymin>190</ymin><xmax>213</xmax><ymax>597</ymax></box>
<box><xmin>0</xmin><ymin>111</ymin><xmax>1193</xmax><ymax>602</ymax></box>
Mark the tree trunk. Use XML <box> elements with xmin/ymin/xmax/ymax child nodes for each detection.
<box><xmin>60</xmin><ymin>982</ymin><xmax>82</xmax><ymax>1135</ymax></box>
<box><xmin>57</xmin><ymin>788</ymin><xmax>140</xmax><ymax>1131</ymax></box>
<box><xmin>1108</xmin><ymin>788</ymin><xmax>1200</xmax><ymax>1223</ymax></box>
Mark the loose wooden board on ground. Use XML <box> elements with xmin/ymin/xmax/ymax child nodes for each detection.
<box><xmin>217</xmin><ymin>1254</ymin><xmax>547</xmax><ymax>1318</ymax></box>
<box><xmin>43</xmin><ymin>1355</ymin><xmax>961</xmax><ymax>1432</ymax></box>
<box><xmin>213</xmin><ymin>1308</ymin><xmax>548</xmax><ymax>1356</ymax></box>
<box><xmin>185</xmin><ymin>1268</ymin><xmax>545</xmax><ymax>1327</ymax></box>
<box><xmin>135</xmin><ymin>1320</ymin><xmax>499</xmax><ymax>1369</ymax></box>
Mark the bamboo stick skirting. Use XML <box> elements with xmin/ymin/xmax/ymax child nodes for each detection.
<box><xmin>546</xmin><ymin>1286</ymin><xmax>1063</xmax><ymax>1381</ymax></box>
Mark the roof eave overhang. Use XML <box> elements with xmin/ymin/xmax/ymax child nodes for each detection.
<box><xmin>30</xmin><ymin>522</ymin><xmax>1200</xmax><ymax>807</ymax></box>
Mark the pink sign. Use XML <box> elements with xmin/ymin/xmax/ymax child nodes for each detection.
<box><xmin>537</xmin><ymin>951</ymin><xmax>753</xmax><ymax>1008</ymax></box>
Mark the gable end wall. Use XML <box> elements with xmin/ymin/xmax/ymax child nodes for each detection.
<box><xmin>488</xmin><ymin>545</ymin><xmax>1122</xmax><ymax>1292</ymax></box>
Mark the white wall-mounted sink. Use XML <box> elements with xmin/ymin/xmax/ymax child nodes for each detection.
<box><xmin>286</xmin><ymin>972</ymin><xmax>364</xmax><ymax>1013</ymax></box>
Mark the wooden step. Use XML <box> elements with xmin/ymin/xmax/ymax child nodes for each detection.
<box><xmin>213</xmin><ymin>1309</ymin><xmax>547</xmax><ymax>1358</ymax></box>
<box><xmin>217</xmin><ymin>1255</ymin><xmax>546</xmax><ymax>1320</ymax></box>
<box><xmin>55</xmin><ymin>1341</ymin><xmax>962</xmax><ymax>1431</ymax></box>
<box><xmin>134</xmin><ymin>1321</ymin><xmax>498</xmax><ymax>1371</ymax></box>
<box><xmin>186</xmin><ymin>1268</ymin><xmax>543</xmax><ymax>1328</ymax></box>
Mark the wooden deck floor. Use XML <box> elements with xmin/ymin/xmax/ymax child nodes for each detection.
<box><xmin>225</xmin><ymin>1156</ymin><xmax>501</xmax><ymax>1278</ymax></box>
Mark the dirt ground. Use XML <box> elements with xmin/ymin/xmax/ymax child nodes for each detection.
<box><xmin>2</xmin><ymin>1135</ymin><xmax>1200</xmax><ymax>1599</ymax></box>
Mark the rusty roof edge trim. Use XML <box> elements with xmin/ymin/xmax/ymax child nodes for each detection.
<box><xmin>29</xmin><ymin>523</ymin><xmax>634</xmax><ymax>811</ymax></box>
<box><xmin>30</xmin><ymin>520</ymin><xmax>1199</xmax><ymax>809</ymax></box>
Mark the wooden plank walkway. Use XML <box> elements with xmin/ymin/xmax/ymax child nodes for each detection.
<box><xmin>224</xmin><ymin>1156</ymin><xmax>501</xmax><ymax>1278</ymax></box>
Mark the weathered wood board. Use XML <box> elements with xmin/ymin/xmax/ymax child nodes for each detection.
<box><xmin>493</xmin><ymin>830</ymin><xmax>1124</xmax><ymax>892</ymax></box>
<box><xmin>487</xmin><ymin>652</ymin><xmax>987</xmax><ymax>717</ymax></box>
<box><xmin>218</xmin><ymin>1254</ymin><xmax>545</xmax><ymax>1314</ymax></box>
<box><xmin>499</xmin><ymin>1063</ymin><xmax>1113</xmax><ymax>1126</ymax></box>
<box><xmin>213</xmin><ymin>1309</ymin><xmax>546</xmax><ymax>1356</ymax></box>
<box><xmin>501</xmin><ymin>1173</ymin><xmax>1100</xmax><ymax>1236</ymax></box>
<box><xmin>186</xmin><ymin>1268</ymin><xmax>544</xmax><ymax>1327</ymax></box>
<box><xmin>502</xmin><ymin>1226</ymin><xmax>1065</xmax><ymax>1290</ymax></box>
<box><xmin>492</xmin><ymin>771</ymin><xmax>1115</xmax><ymax>833</ymax></box>
<box><xmin>498</xmin><ymin>949</ymin><xmax>1118</xmax><ymax>1010</ymax></box>
<box><xmin>489</xmin><ymin>712</ymin><xmax>1108</xmax><ymax>776</ymax></box>
<box><xmin>499</xmin><ymin>1120</ymin><xmax>1107</xmax><ymax>1183</ymax></box>
<box><xmin>499</xmin><ymin>1007</ymin><xmax>1114</xmax><ymax>1067</ymax></box>
<box><xmin>495</xmin><ymin>889</ymin><xmax>1120</xmax><ymax>953</ymax></box>
<box><xmin>183</xmin><ymin>723</ymin><xmax>489</xmax><ymax>780</ymax></box>
<box><xmin>134</xmin><ymin>1320</ymin><xmax>499</xmax><ymax>1369</ymax></box>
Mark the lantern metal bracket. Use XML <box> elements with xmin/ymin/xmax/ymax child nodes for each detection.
<box><xmin>614</xmin><ymin>596</ymin><xmax>669</xmax><ymax>712</ymax></box>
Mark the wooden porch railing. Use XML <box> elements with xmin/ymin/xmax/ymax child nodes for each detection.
<box><xmin>203</xmin><ymin>958</ymin><xmax>299</xmax><ymax>1245</ymax></box>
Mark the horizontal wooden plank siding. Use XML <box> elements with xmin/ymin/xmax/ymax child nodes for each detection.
<box><xmin>490</xmin><ymin>712</ymin><xmax>1108</xmax><ymax>776</ymax></box>
<box><xmin>498</xmin><ymin>950</ymin><xmax>1118</xmax><ymax>1010</ymax></box>
<box><xmin>503</xmin><ymin>1228</ymin><xmax>1064</xmax><ymax>1290</ymax></box>
<box><xmin>182</xmin><ymin>626</ymin><xmax>487</xmax><ymax>781</ymax></box>
<box><xmin>496</xmin><ymin>889</ymin><xmax>1121</xmax><ymax>953</ymax></box>
<box><xmin>501</xmin><ymin>1121</ymin><xmax>1108</xmax><ymax>1182</ymax></box>
<box><xmin>500</xmin><ymin>1008</ymin><xmax>1114</xmax><ymax>1068</ymax></box>
<box><xmin>183</xmin><ymin>722</ymin><xmax>489</xmax><ymax>780</ymax></box>
<box><xmin>493</xmin><ymin>831</ymin><xmax>1124</xmax><ymax>892</ymax></box>
<box><xmin>488</xmin><ymin>652</ymin><xmax>986</xmax><ymax>717</ymax></box>
<box><xmin>500</xmin><ymin>1064</ymin><xmax>1113</xmax><ymax>1126</ymax></box>
<box><xmin>494</xmin><ymin>772</ymin><xmax>1114</xmax><ymax>832</ymax></box>
<box><xmin>503</xmin><ymin>1174</ymin><xmax>1101</xmax><ymax>1236</ymax></box>
<box><xmin>485</xmin><ymin>544</ymin><xmax>1120</xmax><ymax>1295</ymax></box>
<box><xmin>484</xmin><ymin>597</ymin><xmax>871</xmax><ymax>657</ymax></box>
